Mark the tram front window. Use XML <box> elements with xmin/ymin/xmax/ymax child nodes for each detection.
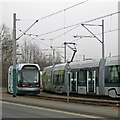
<box><xmin>22</xmin><ymin>67</ymin><xmax>39</xmax><ymax>83</ymax></box>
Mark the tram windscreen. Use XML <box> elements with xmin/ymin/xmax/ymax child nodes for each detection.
<box><xmin>22</xmin><ymin>66</ymin><xmax>39</xmax><ymax>83</ymax></box>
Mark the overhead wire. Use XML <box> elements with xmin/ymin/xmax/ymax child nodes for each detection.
<box><xmin>17</xmin><ymin>0</ymin><xmax>90</xmax><ymax>42</ymax></box>
<box><xmin>16</xmin><ymin>1</ymin><xmax>119</xmax><ymax>60</ymax></box>
<box><xmin>18</xmin><ymin>19</ymin><xmax>120</xmax><ymax>51</ymax></box>
<box><xmin>83</xmin><ymin>11</ymin><xmax>120</xmax><ymax>24</ymax></box>
<box><xmin>24</xmin><ymin>10</ymin><xmax>120</xmax><ymax>38</ymax></box>
<box><xmin>71</xmin><ymin>27</ymin><xmax>120</xmax><ymax>43</ymax></box>
<box><xmin>18</xmin><ymin>24</ymin><xmax>80</xmax><ymax>45</ymax></box>
<box><xmin>16</xmin><ymin>20</ymin><xmax>39</xmax><ymax>40</ymax></box>
<box><xmin>18</xmin><ymin>28</ymin><xmax>65</xmax><ymax>60</ymax></box>
<box><xmin>64</xmin><ymin>0</ymin><xmax>89</xmax><ymax>11</ymax></box>
<box><xmin>17</xmin><ymin>28</ymin><xmax>50</xmax><ymax>47</ymax></box>
<box><xmin>19</xmin><ymin>0</ymin><xmax>89</xmax><ymax>21</ymax></box>
<box><xmin>18</xmin><ymin>10</ymin><xmax>120</xmax><ymax>47</ymax></box>
<box><xmin>17</xmin><ymin>1</ymin><xmax>119</xmax><ymax>43</ymax></box>
<box><xmin>52</xmin><ymin>25</ymin><xmax>80</xmax><ymax>40</ymax></box>
<box><xmin>16</xmin><ymin>1</ymin><xmax>119</xmax><ymax>47</ymax></box>
<box><xmin>97</xmin><ymin>27</ymin><xmax>120</xmax><ymax>35</ymax></box>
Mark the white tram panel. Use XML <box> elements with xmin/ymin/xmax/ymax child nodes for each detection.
<box><xmin>70</xmin><ymin>59</ymin><xmax>100</xmax><ymax>95</ymax></box>
<box><xmin>8</xmin><ymin>66</ymin><xmax>13</xmax><ymax>93</ymax></box>
<box><xmin>104</xmin><ymin>56</ymin><xmax>120</xmax><ymax>97</ymax></box>
<box><xmin>8</xmin><ymin>63</ymin><xmax>41</xmax><ymax>95</ymax></box>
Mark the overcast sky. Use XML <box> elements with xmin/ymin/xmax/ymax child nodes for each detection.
<box><xmin>1</xmin><ymin>0</ymin><xmax>119</xmax><ymax>62</ymax></box>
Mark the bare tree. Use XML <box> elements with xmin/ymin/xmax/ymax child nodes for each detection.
<box><xmin>1</xmin><ymin>24</ymin><xmax>13</xmax><ymax>64</ymax></box>
<box><xmin>19</xmin><ymin>40</ymin><xmax>43</xmax><ymax>63</ymax></box>
<box><xmin>0</xmin><ymin>24</ymin><xmax>13</xmax><ymax>87</ymax></box>
<box><xmin>20</xmin><ymin>40</ymin><xmax>30</xmax><ymax>63</ymax></box>
<box><xmin>18</xmin><ymin>39</ymin><xmax>62</xmax><ymax>70</ymax></box>
<box><xmin>55</xmin><ymin>52</ymin><xmax>62</xmax><ymax>64</ymax></box>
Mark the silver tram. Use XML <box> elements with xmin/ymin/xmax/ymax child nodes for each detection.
<box><xmin>8</xmin><ymin>63</ymin><xmax>41</xmax><ymax>95</ymax></box>
<box><xmin>42</xmin><ymin>56</ymin><xmax>120</xmax><ymax>97</ymax></box>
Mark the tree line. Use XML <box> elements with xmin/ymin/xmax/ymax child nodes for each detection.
<box><xmin>0</xmin><ymin>24</ymin><xmax>61</xmax><ymax>87</ymax></box>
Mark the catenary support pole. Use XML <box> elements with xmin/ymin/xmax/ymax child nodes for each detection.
<box><xmin>13</xmin><ymin>13</ymin><xmax>17</xmax><ymax>97</ymax></box>
<box><xmin>102</xmin><ymin>20</ymin><xmax>104</xmax><ymax>59</ymax></box>
<box><xmin>81</xmin><ymin>20</ymin><xmax>105</xmax><ymax>95</ymax></box>
<box><xmin>64</xmin><ymin>42</ymin><xmax>66</xmax><ymax>63</ymax></box>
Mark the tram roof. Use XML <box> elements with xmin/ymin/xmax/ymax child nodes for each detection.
<box><xmin>70</xmin><ymin>56</ymin><xmax>120</xmax><ymax>69</ymax></box>
<box><xmin>43</xmin><ymin>56</ymin><xmax>120</xmax><ymax>72</ymax></box>
<box><xmin>53</xmin><ymin>63</ymin><xmax>67</xmax><ymax>70</ymax></box>
<box><xmin>9</xmin><ymin>63</ymin><xmax>40</xmax><ymax>70</ymax></box>
<box><xmin>18</xmin><ymin>63</ymin><xmax>40</xmax><ymax>69</ymax></box>
<box><xmin>43</xmin><ymin>65</ymin><xmax>53</xmax><ymax>71</ymax></box>
<box><xmin>70</xmin><ymin>59</ymin><xmax>100</xmax><ymax>69</ymax></box>
<box><xmin>105</xmin><ymin>56</ymin><xmax>120</xmax><ymax>66</ymax></box>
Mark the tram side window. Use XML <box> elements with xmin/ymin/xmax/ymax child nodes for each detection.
<box><xmin>71</xmin><ymin>71</ymin><xmax>77</xmax><ymax>81</ymax></box>
<box><xmin>47</xmin><ymin>72</ymin><xmax>51</xmax><ymax>80</ymax></box>
<box><xmin>59</xmin><ymin>70</ymin><xmax>64</xmax><ymax>85</ymax></box>
<box><xmin>43</xmin><ymin>72</ymin><xmax>48</xmax><ymax>85</ymax></box>
<box><xmin>106</xmin><ymin>66</ymin><xmax>119</xmax><ymax>83</ymax></box>
<box><xmin>53</xmin><ymin>70</ymin><xmax>64</xmax><ymax>85</ymax></box>
<box><xmin>78</xmin><ymin>70</ymin><xmax>87</xmax><ymax>86</ymax></box>
<box><xmin>53</xmin><ymin>73</ymin><xmax>60</xmax><ymax>85</ymax></box>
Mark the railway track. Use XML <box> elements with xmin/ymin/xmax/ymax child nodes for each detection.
<box><xmin>2</xmin><ymin>89</ymin><xmax>120</xmax><ymax>107</ymax></box>
<box><xmin>25</xmin><ymin>92</ymin><xmax>120</xmax><ymax>107</ymax></box>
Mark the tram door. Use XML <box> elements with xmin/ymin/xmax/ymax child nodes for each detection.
<box><xmin>70</xmin><ymin>71</ymin><xmax>77</xmax><ymax>92</ymax></box>
<box><xmin>87</xmin><ymin>70</ymin><xmax>96</xmax><ymax>93</ymax></box>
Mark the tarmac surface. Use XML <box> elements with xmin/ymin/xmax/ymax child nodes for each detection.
<box><xmin>1</xmin><ymin>88</ymin><xmax>120</xmax><ymax>119</ymax></box>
